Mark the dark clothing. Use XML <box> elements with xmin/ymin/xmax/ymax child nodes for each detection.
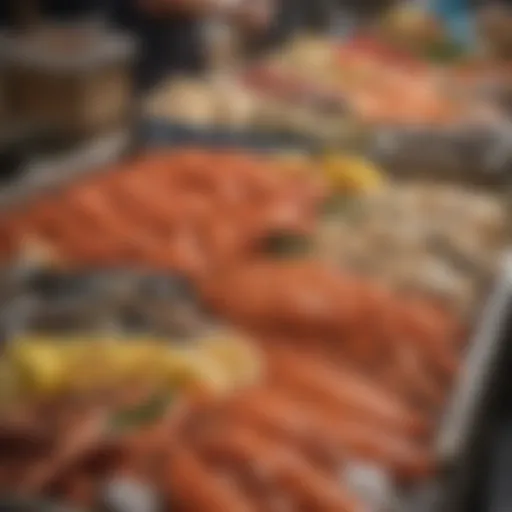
<box><xmin>112</xmin><ymin>2</ymin><xmax>204</xmax><ymax>90</ymax></box>
<box><xmin>0</xmin><ymin>0</ymin><xmax>105</xmax><ymax>23</ymax></box>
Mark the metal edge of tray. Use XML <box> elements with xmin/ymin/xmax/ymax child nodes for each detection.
<box><xmin>435</xmin><ymin>250</ymin><xmax>512</xmax><ymax>464</ymax></box>
<box><xmin>0</xmin><ymin>130</ymin><xmax>132</xmax><ymax>212</ymax></box>
<box><xmin>138</xmin><ymin>118</ymin><xmax>320</xmax><ymax>152</ymax></box>
<box><xmin>396</xmin><ymin>252</ymin><xmax>512</xmax><ymax>512</ymax></box>
<box><xmin>368</xmin><ymin>121</ymin><xmax>512</xmax><ymax>180</ymax></box>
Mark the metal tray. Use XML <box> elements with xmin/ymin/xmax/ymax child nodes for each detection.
<box><xmin>415</xmin><ymin>253</ymin><xmax>512</xmax><ymax>512</ymax></box>
<box><xmin>0</xmin><ymin>129</ymin><xmax>133</xmax><ymax>211</ymax></box>
<box><xmin>368</xmin><ymin>121</ymin><xmax>512</xmax><ymax>181</ymax></box>
<box><xmin>242</xmin><ymin>59</ymin><xmax>512</xmax><ymax>177</ymax></box>
<box><xmin>139</xmin><ymin>118</ymin><xmax>319</xmax><ymax>152</ymax></box>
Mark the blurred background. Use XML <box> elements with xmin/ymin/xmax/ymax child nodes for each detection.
<box><xmin>2</xmin><ymin>1</ymin><xmax>512</xmax><ymax>511</ymax></box>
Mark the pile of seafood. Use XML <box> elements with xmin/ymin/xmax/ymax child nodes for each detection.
<box><xmin>0</xmin><ymin>343</ymin><xmax>432</xmax><ymax>512</ymax></box>
<box><xmin>202</xmin><ymin>259</ymin><xmax>463</xmax><ymax>416</ymax></box>
<box><xmin>0</xmin><ymin>148</ymin><xmax>508</xmax><ymax>511</ymax></box>
<box><xmin>316</xmin><ymin>179</ymin><xmax>507</xmax><ymax>314</ymax></box>
<box><xmin>246</xmin><ymin>36</ymin><xmax>502</xmax><ymax>128</ymax></box>
<box><xmin>146</xmin><ymin>76</ymin><xmax>351</xmax><ymax>141</ymax></box>
<box><xmin>0</xmin><ymin>150</ymin><xmax>325</xmax><ymax>279</ymax></box>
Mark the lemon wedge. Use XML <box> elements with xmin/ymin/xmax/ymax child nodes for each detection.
<box><xmin>10</xmin><ymin>342</ymin><xmax>66</xmax><ymax>396</ymax></box>
<box><xmin>321</xmin><ymin>153</ymin><xmax>385</xmax><ymax>193</ymax></box>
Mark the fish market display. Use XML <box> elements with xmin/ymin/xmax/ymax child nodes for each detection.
<box><xmin>146</xmin><ymin>76</ymin><xmax>259</xmax><ymax>129</ymax></box>
<box><xmin>202</xmin><ymin>259</ymin><xmax>463</xmax><ymax>417</ymax></box>
<box><xmin>0</xmin><ymin>385</ymin><xmax>370</xmax><ymax>511</ymax></box>
<box><xmin>316</xmin><ymin>180</ymin><xmax>507</xmax><ymax>314</ymax></box>
<box><xmin>0</xmin><ymin>146</ymin><xmax>507</xmax><ymax>512</ymax></box>
<box><xmin>246</xmin><ymin>36</ymin><xmax>497</xmax><ymax>127</ymax></box>
<box><xmin>0</xmin><ymin>150</ymin><xmax>326</xmax><ymax>279</ymax></box>
<box><xmin>146</xmin><ymin>75</ymin><xmax>353</xmax><ymax>141</ymax></box>
<box><xmin>1</xmin><ymin>337</ymin><xmax>435</xmax><ymax>511</ymax></box>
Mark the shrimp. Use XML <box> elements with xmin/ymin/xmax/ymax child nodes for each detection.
<box><xmin>293</xmin><ymin>398</ymin><xmax>434</xmax><ymax>482</ymax></box>
<box><xmin>224</xmin><ymin>388</ymin><xmax>343</xmax><ymax>474</ymax></box>
<box><xmin>18</xmin><ymin>407</ymin><xmax>109</xmax><ymax>494</ymax></box>
<box><xmin>267</xmin><ymin>348</ymin><xmax>428</xmax><ymax>436</ymax></box>
<box><xmin>387</xmin><ymin>301</ymin><xmax>460</xmax><ymax>378</ymax></box>
<box><xmin>194</xmin><ymin>423</ymin><xmax>364</xmax><ymax>512</ymax></box>
<box><xmin>165</xmin><ymin>446</ymin><xmax>257</xmax><ymax>512</ymax></box>
<box><xmin>226</xmin><ymin>387</ymin><xmax>433</xmax><ymax>481</ymax></box>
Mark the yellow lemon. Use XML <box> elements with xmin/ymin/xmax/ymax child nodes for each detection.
<box><xmin>10</xmin><ymin>342</ymin><xmax>66</xmax><ymax>396</ymax></box>
<box><xmin>322</xmin><ymin>154</ymin><xmax>384</xmax><ymax>193</ymax></box>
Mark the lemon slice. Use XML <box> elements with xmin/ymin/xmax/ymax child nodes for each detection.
<box><xmin>10</xmin><ymin>342</ymin><xmax>66</xmax><ymax>396</ymax></box>
<box><xmin>322</xmin><ymin>153</ymin><xmax>385</xmax><ymax>193</ymax></box>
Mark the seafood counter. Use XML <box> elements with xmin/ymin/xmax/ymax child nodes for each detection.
<box><xmin>241</xmin><ymin>36</ymin><xmax>512</xmax><ymax>175</ymax></box>
<box><xmin>0</xmin><ymin>148</ymin><xmax>510</xmax><ymax>511</ymax></box>
<box><xmin>141</xmin><ymin>35</ymin><xmax>512</xmax><ymax>167</ymax></box>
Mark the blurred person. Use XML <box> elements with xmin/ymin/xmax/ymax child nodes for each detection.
<box><xmin>114</xmin><ymin>0</ymin><xmax>274</xmax><ymax>88</ymax></box>
<box><xmin>1</xmin><ymin>0</ymin><xmax>274</xmax><ymax>90</ymax></box>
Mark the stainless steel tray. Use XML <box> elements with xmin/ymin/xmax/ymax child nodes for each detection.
<box><xmin>0</xmin><ymin>129</ymin><xmax>132</xmax><ymax>211</ymax></box>
<box><xmin>437</xmin><ymin>252</ymin><xmax>512</xmax><ymax>463</ymax></box>
<box><xmin>368</xmin><ymin>121</ymin><xmax>512</xmax><ymax>180</ymax></box>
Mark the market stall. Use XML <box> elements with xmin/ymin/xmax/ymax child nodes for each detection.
<box><xmin>1</xmin><ymin>3</ymin><xmax>512</xmax><ymax>511</ymax></box>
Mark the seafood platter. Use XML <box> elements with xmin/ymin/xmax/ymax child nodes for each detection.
<box><xmin>141</xmin><ymin>31</ymin><xmax>512</xmax><ymax>165</ymax></box>
<box><xmin>142</xmin><ymin>74</ymin><xmax>357</xmax><ymax>147</ymax></box>
<box><xmin>241</xmin><ymin>35</ymin><xmax>512</xmax><ymax>175</ymax></box>
<box><xmin>0</xmin><ymin>146</ymin><xmax>511</xmax><ymax>512</ymax></box>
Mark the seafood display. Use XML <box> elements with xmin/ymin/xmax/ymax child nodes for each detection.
<box><xmin>316</xmin><ymin>180</ymin><xmax>507</xmax><ymax>314</ymax></box>
<box><xmin>0</xmin><ymin>149</ymin><xmax>327</xmax><ymax>279</ymax></box>
<box><xmin>202</xmin><ymin>259</ymin><xmax>463</xmax><ymax>417</ymax></box>
<box><xmin>245</xmin><ymin>35</ymin><xmax>507</xmax><ymax>130</ymax></box>
<box><xmin>245</xmin><ymin>37</ymin><xmax>460</xmax><ymax>127</ymax></box>
<box><xmin>0</xmin><ymin>384</ymin><xmax>371</xmax><ymax>511</ymax></box>
<box><xmin>0</xmin><ymin>145</ymin><xmax>508</xmax><ymax>512</ymax></box>
<box><xmin>0</xmin><ymin>340</ymin><xmax>438</xmax><ymax>511</ymax></box>
<box><xmin>145</xmin><ymin>75</ymin><xmax>353</xmax><ymax>142</ymax></box>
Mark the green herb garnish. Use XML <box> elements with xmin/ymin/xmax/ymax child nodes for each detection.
<box><xmin>262</xmin><ymin>232</ymin><xmax>314</xmax><ymax>258</ymax></box>
<box><xmin>110</xmin><ymin>392</ymin><xmax>174</xmax><ymax>433</ymax></box>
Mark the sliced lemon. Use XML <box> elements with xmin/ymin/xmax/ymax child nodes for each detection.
<box><xmin>322</xmin><ymin>153</ymin><xmax>385</xmax><ymax>193</ymax></box>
